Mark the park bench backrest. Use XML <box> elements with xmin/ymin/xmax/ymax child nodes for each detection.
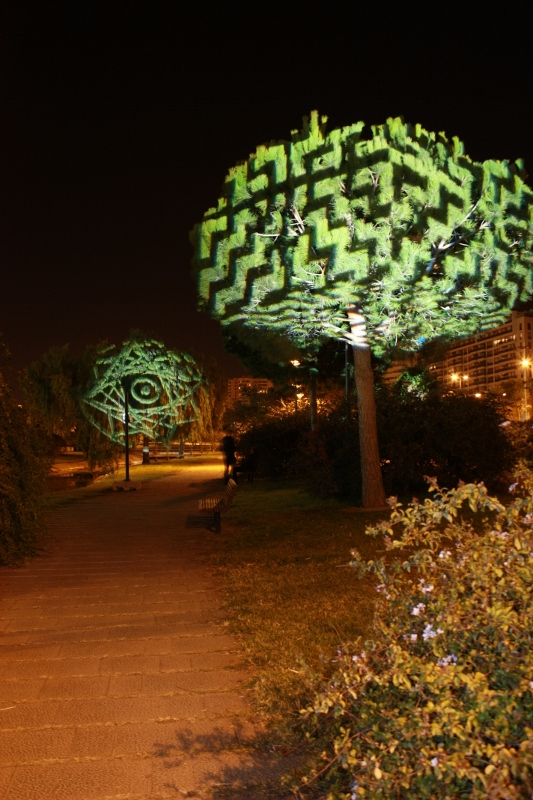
<box><xmin>219</xmin><ymin>479</ymin><xmax>238</xmax><ymax>511</ymax></box>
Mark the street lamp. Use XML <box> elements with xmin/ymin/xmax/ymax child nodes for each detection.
<box><xmin>450</xmin><ymin>373</ymin><xmax>469</xmax><ymax>390</ymax></box>
<box><xmin>521</xmin><ymin>358</ymin><xmax>531</xmax><ymax>421</ymax></box>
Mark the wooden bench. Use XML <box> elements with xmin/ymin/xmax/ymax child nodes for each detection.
<box><xmin>185</xmin><ymin>478</ymin><xmax>238</xmax><ymax>534</ymax></box>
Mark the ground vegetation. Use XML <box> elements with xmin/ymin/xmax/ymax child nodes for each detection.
<box><xmin>297</xmin><ymin>468</ymin><xmax>533</xmax><ymax>799</ymax></box>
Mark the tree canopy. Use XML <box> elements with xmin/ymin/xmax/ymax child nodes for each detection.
<box><xmin>192</xmin><ymin>112</ymin><xmax>533</xmax><ymax>355</ymax></box>
<box><xmin>82</xmin><ymin>335</ymin><xmax>204</xmax><ymax>445</ymax></box>
<box><xmin>192</xmin><ymin>112</ymin><xmax>533</xmax><ymax>507</ymax></box>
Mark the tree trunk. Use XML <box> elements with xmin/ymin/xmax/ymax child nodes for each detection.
<box><xmin>348</xmin><ymin>308</ymin><xmax>387</xmax><ymax>509</ymax></box>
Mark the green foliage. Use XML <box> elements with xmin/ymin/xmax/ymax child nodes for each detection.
<box><xmin>22</xmin><ymin>344</ymin><xmax>122</xmax><ymax>472</ymax></box>
<box><xmin>21</xmin><ymin>344</ymin><xmax>81</xmax><ymax>440</ymax></box>
<box><xmin>192</xmin><ymin>112</ymin><xmax>533</xmax><ymax>356</ymax></box>
<box><xmin>23</xmin><ymin>335</ymin><xmax>217</xmax><ymax>469</ymax></box>
<box><xmin>179</xmin><ymin>355</ymin><xmax>228</xmax><ymax>444</ymax></box>
<box><xmin>500</xmin><ymin>421</ymin><xmax>533</xmax><ymax>465</ymax></box>
<box><xmin>377</xmin><ymin>387</ymin><xmax>513</xmax><ymax>493</ymax></box>
<box><xmin>238</xmin><ymin>392</ymin><xmax>512</xmax><ymax>497</ymax></box>
<box><xmin>83</xmin><ymin>335</ymin><xmax>204</xmax><ymax>444</ymax></box>
<box><xmin>237</xmin><ymin>410</ymin><xmax>310</xmax><ymax>477</ymax></box>
<box><xmin>298</xmin><ymin>469</ymin><xmax>533</xmax><ymax>798</ymax></box>
<box><xmin>222</xmin><ymin>322</ymin><xmax>304</xmax><ymax>384</ymax></box>
<box><xmin>0</xmin><ymin>372</ymin><xmax>51</xmax><ymax>565</ymax></box>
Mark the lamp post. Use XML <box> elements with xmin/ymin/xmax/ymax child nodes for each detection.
<box><xmin>345</xmin><ymin>342</ymin><xmax>350</xmax><ymax>403</ymax></box>
<box><xmin>291</xmin><ymin>360</ymin><xmax>301</xmax><ymax>412</ymax></box>
<box><xmin>122</xmin><ymin>379</ymin><xmax>131</xmax><ymax>482</ymax></box>
<box><xmin>521</xmin><ymin>358</ymin><xmax>531</xmax><ymax>421</ymax></box>
<box><xmin>290</xmin><ymin>358</ymin><xmax>317</xmax><ymax>429</ymax></box>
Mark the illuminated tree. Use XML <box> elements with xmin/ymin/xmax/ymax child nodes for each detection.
<box><xmin>22</xmin><ymin>344</ymin><xmax>122</xmax><ymax>472</ymax></box>
<box><xmin>83</xmin><ymin>336</ymin><xmax>204</xmax><ymax>445</ymax></box>
<box><xmin>191</xmin><ymin>113</ymin><xmax>533</xmax><ymax>507</ymax></box>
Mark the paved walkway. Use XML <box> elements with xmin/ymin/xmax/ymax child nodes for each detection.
<box><xmin>0</xmin><ymin>456</ymin><xmax>281</xmax><ymax>800</ymax></box>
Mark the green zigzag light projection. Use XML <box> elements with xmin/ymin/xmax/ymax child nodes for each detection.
<box><xmin>191</xmin><ymin>113</ymin><xmax>533</xmax><ymax>356</ymax></box>
<box><xmin>83</xmin><ymin>338</ymin><xmax>204</xmax><ymax>444</ymax></box>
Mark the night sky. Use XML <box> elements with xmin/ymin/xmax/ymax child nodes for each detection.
<box><xmin>1</xmin><ymin>4</ymin><xmax>532</xmax><ymax>379</ymax></box>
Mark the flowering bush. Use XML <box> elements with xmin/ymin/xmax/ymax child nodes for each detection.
<box><xmin>299</xmin><ymin>466</ymin><xmax>533</xmax><ymax>798</ymax></box>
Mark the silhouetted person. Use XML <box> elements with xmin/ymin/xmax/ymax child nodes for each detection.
<box><xmin>221</xmin><ymin>434</ymin><xmax>236</xmax><ymax>483</ymax></box>
<box><xmin>246</xmin><ymin>448</ymin><xmax>258</xmax><ymax>483</ymax></box>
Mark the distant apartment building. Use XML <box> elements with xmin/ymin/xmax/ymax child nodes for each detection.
<box><xmin>227</xmin><ymin>376</ymin><xmax>274</xmax><ymax>404</ymax></box>
<box><xmin>386</xmin><ymin>310</ymin><xmax>533</xmax><ymax>392</ymax></box>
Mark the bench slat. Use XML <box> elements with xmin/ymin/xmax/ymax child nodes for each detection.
<box><xmin>191</xmin><ymin>479</ymin><xmax>238</xmax><ymax>534</ymax></box>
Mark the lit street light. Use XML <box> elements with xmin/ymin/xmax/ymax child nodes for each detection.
<box><xmin>451</xmin><ymin>373</ymin><xmax>469</xmax><ymax>390</ymax></box>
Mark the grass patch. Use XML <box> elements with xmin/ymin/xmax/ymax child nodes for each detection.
<box><xmin>218</xmin><ymin>480</ymin><xmax>386</xmax><ymax>734</ymax></box>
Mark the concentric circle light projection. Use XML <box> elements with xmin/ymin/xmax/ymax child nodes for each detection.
<box><xmin>82</xmin><ymin>338</ymin><xmax>204</xmax><ymax>444</ymax></box>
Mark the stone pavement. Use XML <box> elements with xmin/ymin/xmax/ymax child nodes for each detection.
<box><xmin>0</xmin><ymin>456</ymin><xmax>285</xmax><ymax>800</ymax></box>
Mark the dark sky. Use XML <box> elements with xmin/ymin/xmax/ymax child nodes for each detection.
<box><xmin>1</xmin><ymin>3</ymin><xmax>532</xmax><ymax>379</ymax></box>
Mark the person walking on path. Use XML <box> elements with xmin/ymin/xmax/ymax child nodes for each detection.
<box><xmin>221</xmin><ymin>432</ymin><xmax>237</xmax><ymax>483</ymax></box>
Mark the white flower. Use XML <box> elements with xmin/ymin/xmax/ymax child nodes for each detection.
<box><xmin>430</xmin><ymin>756</ymin><xmax>438</xmax><ymax>767</ymax></box>
<box><xmin>411</xmin><ymin>603</ymin><xmax>426</xmax><ymax>616</ymax></box>
<box><xmin>438</xmin><ymin>654</ymin><xmax>458</xmax><ymax>666</ymax></box>
<box><xmin>438</xmin><ymin>550</ymin><xmax>451</xmax><ymax>560</ymax></box>
<box><xmin>509</xmin><ymin>482</ymin><xmax>519</xmax><ymax>492</ymax></box>
<box><xmin>376</xmin><ymin>583</ymin><xmax>386</xmax><ymax>593</ymax></box>
<box><xmin>529</xmin><ymin>680</ymin><xmax>533</xmax><ymax>689</ymax></box>
<box><xmin>420</xmin><ymin>582</ymin><xmax>434</xmax><ymax>594</ymax></box>
<box><xmin>350</xmin><ymin>778</ymin><xmax>359</xmax><ymax>799</ymax></box>
<box><xmin>410</xmin><ymin>633</ymin><xmax>418</xmax><ymax>642</ymax></box>
<box><xmin>422</xmin><ymin>624</ymin><xmax>443</xmax><ymax>641</ymax></box>
<box><xmin>492</xmin><ymin>530</ymin><xmax>509</xmax><ymax>540</ymax></box>
<box><xmin>523</xmin><ymin>514</ymin><xmax>533</xmax><ymax>525</ymax></box>
<box><xmin>360</xmin><ymin>760</ymin><xmax>367</xmax><ymax>767</ymax></box>
<box><xmin>499</xmin><ymin>420</ymin><xmax>511</xmax><ymax>427</ymax></box>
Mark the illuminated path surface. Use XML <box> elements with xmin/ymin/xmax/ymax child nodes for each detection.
<box><xmin>0</xmin><ymin>456</ymin><xmax>285</xmax><ymax>799</ymax></box>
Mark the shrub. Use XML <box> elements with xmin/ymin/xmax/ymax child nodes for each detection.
<box><xmin>298</xmin><ymin>468</ymin><xmax>533</xmax><ymax>799</ymax></box>
<box><xmin>0</xmin><ymin>374</ymin><xmax>51</xmax><ymax>565</ymax></box>
<box><xmin>377</xmin><ymin>390</ymin><xmax>513</xmax><ymax>493</ymax></box>
<box><xmin>287</xmin><ymin>411</ymin><xmax>361</xmax><ymax>498</ymax></box>
<box><xmin>237</xmin><ymin>389</ymin><xmax>512</xmax><ymax>498</ymax></box>
<box><xmin>237</xmin><ymin>412</ymin><xmax>310</xmax><ymax>478</ymax></box>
